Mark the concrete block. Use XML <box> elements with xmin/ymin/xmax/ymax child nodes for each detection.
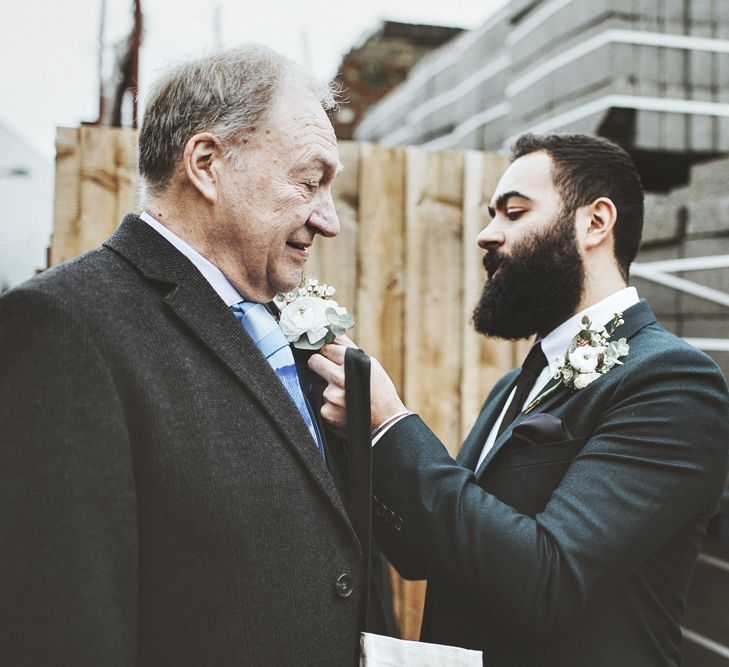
<box><xmin>675</xmin><ymin>238</ymin><xmax>729</xmax><ymax>316</ymax></box>
<box><xmin>638</xmin><ymin>45</ymin><xmax>660</xmax><ymax>91</ymax></box>
<box><xmin>662</xmin><ymin>112</ymin><xmax>688</xmax><ymax>151</ymax></box>
<box><xmin>636</xmin><ymin>244</ymin><xmax>683</xmax><ymax>262</ymax></box>
<box><xmin>681</xmin><ymin>315</ymin><xmax>729</xmax><ymax>339</ymax></box>
<box><xmin>661</xmin><ymin>0</ymin><xmax>687</xmax><ymax>25</ymax></box>
<box><xmin>718</xmin><ymin>0</ymin><xmax>729</xmax><ymax>25</ymax></box>
<box><xmin>689</xmin><ymin>158</ymin><xmax>729</xmax><ymax>198</ymax></box>
<box><xmin>636</xmin><ymin>110</ymin><xmax>663</xmax><ymax>150</ymax></box>
<box><xmin>718</xmin><ymin>119</ymin><xmax>729</xmax><ymax>151</ymax></box>
<box><xmin>631</xmin><ymin>275</ymin><xmax>681</xmax><ymax>314</ymax></box>
<box><xmin>688</xmin><ymin>0</ymin><xmax>714</xmax><ymax>25</ymax></box>
<box><xmin>690</xmin><ymin>50</ymin><xmax>714</xmax><ymax>88</ymax></box>
<box><xmin>639</xmin><ymin>0</ymin><xmax>661</xmax><ymax>31</ymax></box>
<box><xmin>689</xmin><ymin>115</ymin><xmax>716</xmax><ymax>153</ymax></box>
<box><xmin>718</xmin><ymin>54</ymin><xmax>729</xmax><ymax>88</ymax></box>
<box><xmin>685</xmin><ymin>197</ymin><xmax>729</xmax><ymax>236</ymax></box>
<box><xmin>610</xmin><ymin>43</ymin><xmax>636</xmax><ymax>86</ymax></box>
<box><xmin>642</xmin><ymin>193</ymin><xmax>683</xmax><ymax>243</ymax></box>
<box><xmin>662</xmin><ymin>48</ymin><xmax>686</xmax><ymax>87</ymax></box>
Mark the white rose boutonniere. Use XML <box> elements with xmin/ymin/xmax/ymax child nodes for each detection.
<box><xmin>275</xmin><ymin>278</ymin><xmax>354</xmax><ymax>350</ymax></box>
<box><xmin>524</xmin><ymin>313</ymin><xmax>629</xmax><ymax>413</ymax></box>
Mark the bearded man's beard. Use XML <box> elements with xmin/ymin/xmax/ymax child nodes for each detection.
<box><xmin>472</xmin><ymin>209</ymin><xmax>585</xmax><ymax>340</ymax></box>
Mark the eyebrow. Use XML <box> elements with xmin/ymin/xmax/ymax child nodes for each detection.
<box><xmin>487</xmin><ymin>190</ymin><xmax>534</xmax><ymax>218</ymax></box>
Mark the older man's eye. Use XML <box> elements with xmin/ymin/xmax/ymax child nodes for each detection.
<box><xmin>305</xmin><ymin>181</ymin><xmax>320</xmax><ymax>192</ymax></box>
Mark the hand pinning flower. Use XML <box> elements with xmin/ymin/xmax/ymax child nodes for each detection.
<box><xmin>525</xmin><ymin>313</ymin><xmax>629</xmax><ymax>413</ymax></box>
<box><xmin>275</xmin><ymin>278</ymin><xmax>355</xmax><ymax>350</ymax></box>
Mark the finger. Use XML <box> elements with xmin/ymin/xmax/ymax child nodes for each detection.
<box><xmin>323</xmin><ymin>384</ymin><xmax>346</xmax><ymax>408</ymax></box>
<box><xmin>332</xmin><ymin>334</ymin><xmax>358</xmax><ymax>348</ymax></box>
<box><xmin>308</xmin><ymin>353</ymin><xmax>345</xmax><ymax>386</ymax></box>
<box><xmin>319</xmin><ymin>342</ymin><xmax>347</xmax><ymax>365</ymax></box>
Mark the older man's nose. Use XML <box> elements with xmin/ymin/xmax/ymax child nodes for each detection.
<box><xmin>309</xmin><ymin>191</ymin><xmax>340</xmax><ymax>238</ymax></box>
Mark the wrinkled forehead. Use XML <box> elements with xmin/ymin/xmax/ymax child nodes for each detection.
<box><xmin>490</xmin><ymin>151</ymin><xmax>559</xmax><ymax>208</ymax></box>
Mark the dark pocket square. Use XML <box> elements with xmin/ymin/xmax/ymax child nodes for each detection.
<box><xmin>511</xmin><ymin>413</ymin><xmax>572</xmax><ymax>447</ymax></box>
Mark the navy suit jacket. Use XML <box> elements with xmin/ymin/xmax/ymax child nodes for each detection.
<box><xmin>373</xmin><ymin>301</ymin><xmax>729</xmax><ymax>666</ymax></box>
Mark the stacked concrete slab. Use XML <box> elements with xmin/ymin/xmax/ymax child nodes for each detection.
<box><xmin>637</xmin><ymin>157</ymin><xmax>729</xmax><ymax>377</ymax></box>
<box><xmin>355</xmin><ymin>0</ymin><xmax>729</xmax><ymax>157</ymax></box>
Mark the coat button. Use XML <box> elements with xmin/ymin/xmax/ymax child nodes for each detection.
<box><xmin>335</xmin><ymin>573</ymin><xmax>354</xmax><ymax>598</ymax></box>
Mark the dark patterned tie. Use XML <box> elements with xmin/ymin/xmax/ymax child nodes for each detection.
<box><xmin>230</xmin><ymin>302</ymin><xmax>325</xmax><ymax>459</ymax></box>
<box><xmin>496</xmin><ymin>342</ymin><xmax>548</xmax><ymax>438</ymax></box>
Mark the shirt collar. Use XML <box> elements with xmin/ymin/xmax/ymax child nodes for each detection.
<box><xmin>539</xmin><ymin>287</ymin><xmax>640</xmax><ymax>377</ymax></box>
<box><xmin>139</xmin><ymin>211</ymin><xmax>243</xmax><ymax>307</ymax></box>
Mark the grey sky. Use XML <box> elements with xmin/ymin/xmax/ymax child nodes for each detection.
<box><xmin>0</xmin><ymin>0</ymin><xmax>507</xmax><ymax>160</ymax></box>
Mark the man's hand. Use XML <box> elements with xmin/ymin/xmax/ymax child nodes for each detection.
<box><xmin>308</xmin><ymin>336</ymin><xmax>407</xmax><ymax>437</ymax></box>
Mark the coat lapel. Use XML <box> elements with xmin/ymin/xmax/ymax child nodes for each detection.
<box><xmin>474</xmin><ymin>300</ymin><xmax>657</xmax><ymax>477</ymax></box>
<box><xmin>104</xmin><ymin>215</ymin><xmax>355</xmax><ymax>535</ymax></box>
<box><xmin>457</xmin><ymin>371</ymin><xmax>518</xmax><ymax>471</ymax></box>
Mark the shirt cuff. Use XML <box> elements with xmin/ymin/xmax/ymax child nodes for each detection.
<box><xmin>371</xmin><ymin>411</ymin><xmax>413</xmax><ymax>447</ymax></box>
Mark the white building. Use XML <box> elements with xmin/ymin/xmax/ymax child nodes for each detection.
<box><xmin>0</xmin><ymin>121</ymin><xmax>53</xmax><ymax>290</ymax></box>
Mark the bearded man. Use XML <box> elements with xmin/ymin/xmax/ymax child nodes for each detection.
<box><xmin>311</xmin><ymin>134</ymin><xmax>729</xmax><ymax>666</ymax></box>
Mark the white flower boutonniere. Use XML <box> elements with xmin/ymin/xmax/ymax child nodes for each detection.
<box><xmin>275</xmin><ymin>278</ymin><xmax>354</xmax><ymax>350</ymax></box>
<box><xmin>524</xmin><ymin>312</ymin><xmax>629</xmax><ymax>414</ymax></box>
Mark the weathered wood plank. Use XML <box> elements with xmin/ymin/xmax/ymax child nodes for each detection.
<box><xmin>460</xmin><ymin>151</ymin><xmax>514</xmax><ymax>443</ymax></box>
<box><xmin>77</xmin><ymin>127</ymin><xmax>122</xmax><ymax>255</ymax></box>
<box><xmin>355</xmin><ymin>142</ymin><xmax>415</xmax><ymax>639</ymax></box>
<box><xmin>49</xmin><ymin>127</ymin><xmax>81</xmax><ymax>266</ymax></box>
<box><xmin>404</xmin><ymin>147</ymin><xmax>464</xmax><ymax>457</ymax></box>
<box><xmin>116</xmin><ymin>128</ymin><xmax>140</xmax><ymax>222</ymax></box>
<box><xmin>355</xmin><ymin>143</ymin><xmax>405</xmax><ymax>387</ymax></box>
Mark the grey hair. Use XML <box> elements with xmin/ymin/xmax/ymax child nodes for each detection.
<box><xmin>138</xmin><ymin>43</ymin><xmax>338</xmax><ymax>193</ymax></box>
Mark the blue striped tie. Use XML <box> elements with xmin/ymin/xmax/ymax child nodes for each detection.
<box><xmin>230</xmin><ymin>302</ymin><xmax>325</xmax><ymax>459</ymax></box>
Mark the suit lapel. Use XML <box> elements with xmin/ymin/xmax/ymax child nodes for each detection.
<box><xmin>474</xmin><ymin>300</ymin><xmax>657</xmax><ymax>477</ymax></box>
<box><xmin>104</xmin><ymin>215</ymin><xmax>355</xmax><ymax>536</ymax></box>
<box><xmin>457</xmin><ymin>371</ymin><xmax>518</xmax><ymax>471</ymax></box>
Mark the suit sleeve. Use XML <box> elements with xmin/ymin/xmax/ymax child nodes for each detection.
<box><xmin>372</xmin><ymin>347</ymin><xmax>729</xmax><ymax>636</ymax></box>
<box><xmin>0</xmin><ymin>287</ymin><xmax>137</xmax><ymax>665</ymax></box>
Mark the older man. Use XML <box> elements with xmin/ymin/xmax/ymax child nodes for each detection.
<box><xmin>0</xmin><ymin>45</ymin><xmax>364</xmax><ymax>665</ymax></box>
<box><xmin>312</xmin><ymin>134</ymin><xmax>729</xmax><ymax>666</ymax></box>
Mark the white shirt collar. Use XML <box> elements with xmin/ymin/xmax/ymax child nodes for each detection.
<box><xmin>139</xmin><ymin>211</ymin><xmax>243</xmax><ymax>307</ymax></box>
<box><xmin>539</xmin><ymin>287</ymin><xmax>640</xmax><ymax>377</ymax></box>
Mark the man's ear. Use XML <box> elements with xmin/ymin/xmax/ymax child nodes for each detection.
<box><xmin>182</xmin><ymin>132</ymin><xmax>221</xmax><ymax>204</ymax></box>
<box><xmin>583</xmin><ymin>197</ymin><xmax>617</xmax><ymax>251</ymax></box>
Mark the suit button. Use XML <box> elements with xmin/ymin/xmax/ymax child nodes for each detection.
<box><xmin>393</xmin><ymin>516</ymin><xmax>403</xmax><ymax>531</ymax></box>
<box><xmin>335</xmin><ymin>574</ymin><xmax>354</xmax><ymax>598</ymax></box>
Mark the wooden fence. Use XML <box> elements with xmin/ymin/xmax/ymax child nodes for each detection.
<box><xmin>51</xmin><ymin>127</ymin><xmax>526</xmax><ymax>640</ymax></box>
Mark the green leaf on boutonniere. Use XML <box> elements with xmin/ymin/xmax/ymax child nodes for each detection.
<box><xmin>295</xmin><ymin>336</ymin><xmax>327</xmax><ymax>350</ymax></box>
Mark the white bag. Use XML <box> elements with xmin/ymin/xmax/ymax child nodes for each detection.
<box><xmin>360</xmin><ymin>632</ymin><xmax>483</xmax><ymax>666</ymax></box>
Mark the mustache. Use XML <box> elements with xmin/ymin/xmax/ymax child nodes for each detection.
<box><xmin>482</xmin><ymin>251</ymin><xmax>505</xmax><ymax>276</ymax></box>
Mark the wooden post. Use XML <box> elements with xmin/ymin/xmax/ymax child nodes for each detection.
<box><xmin>460</xmin><ymin>151</ymin><xmax>514</xmax><ymax>441</ymax></box>
<box><xmin>314</xmin><ymin>140</ymin><xmax>359</xmax><ymax>314</ymax></box>
<box><xmin>50</xmin><ymin>128</ymin><xmax>81</xmax><ymax>266</ymax></box>
<box><xmin>77</xmin><ymin>127</ymin><xmax>124</xmax><ymax>255</ymax></box>
<box><xmin>404</xmin><ymin>147</ymin><xmax>464</xmax><ymax>456</ymax></box>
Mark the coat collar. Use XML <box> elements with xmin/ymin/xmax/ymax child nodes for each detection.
<box><xmin>474</xmin><ymin>299</ymin><xmax>657</xmax><ymax>476</ymax></box>
<box><xmin>104</xmin><ymin>215</ymin><xmax>357</xmax><ymax>542</ymax></box>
